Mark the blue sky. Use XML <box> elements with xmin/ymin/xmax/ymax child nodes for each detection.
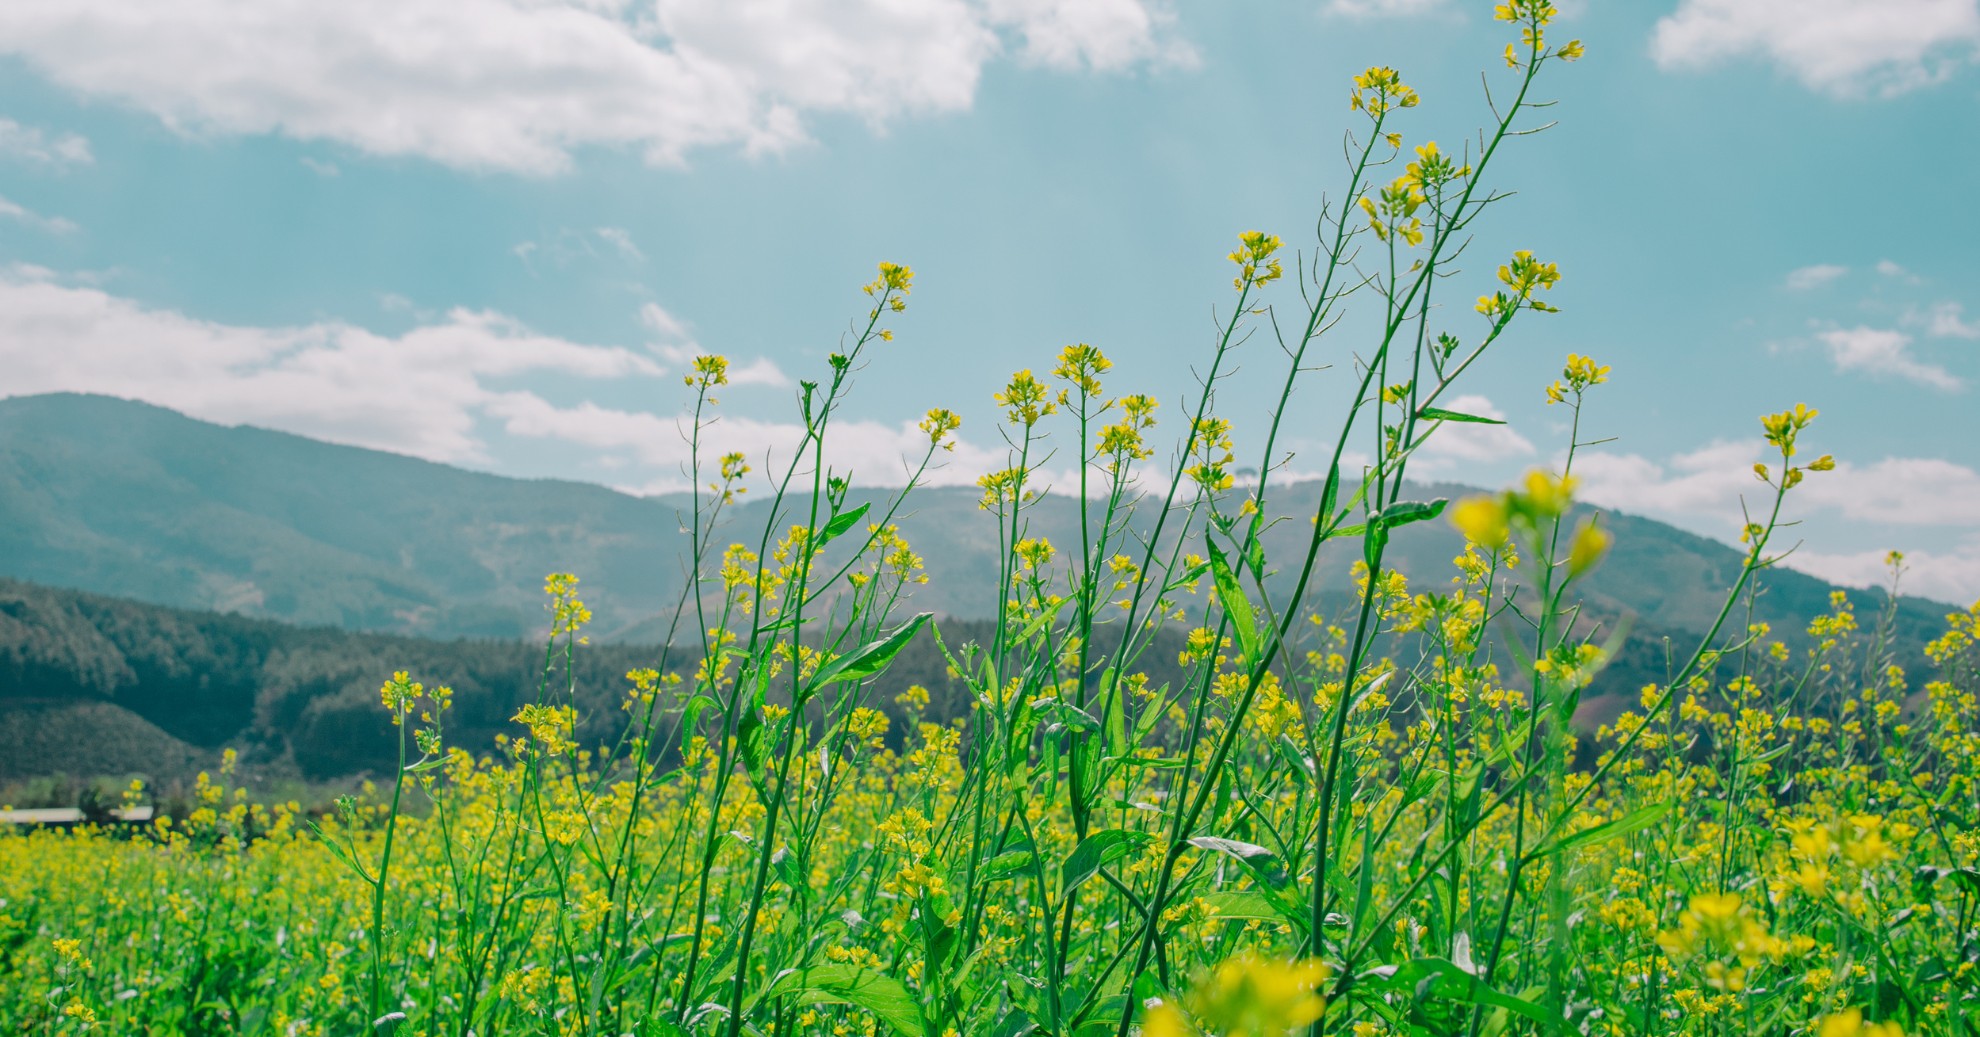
<box><xmin>1</xmin><ymin>0</ymin><xmax>1977</xmax><ymax>603</ymax></box>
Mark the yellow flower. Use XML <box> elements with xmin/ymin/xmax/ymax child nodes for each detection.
<box><xmin>1760</xmin><ymin>403</ymin><xmax>1818</xmax><ymax>455</ymax></box>
<box><xmin>1349</xmin><ymin>66</ymin><xmax>1420</xmax><ymax>116</ymax></box>
<box><xmin>1518</xmin><ymin>468</ymin><xmax>1576</xmax><ymax>518</ymax></box>
<box><xmin>53</xmin><ymin>938</ymin><xmax>93</xmax><ymax>972</ymax></box>
<box><xmin>687</xmin><ymin>353</ymin><xmax>729</xmax><ymax>388</ymax></box>
<box><xmin>862</xmin><ymin>261</ymin><xmax>914</xmax><ymax>305</ymax></box>
<box><xmin>1817</xmin><ymin>1009</ymin><xmax>1905</xmax><ymax>1037</ymax></box>
<box><xmin>918</xmin><ymin>407</ymin><xmax>962</xmax><ymax>450</ymax></box>
<box><xmin>1450</xmin><ymin>495</ymin><xmax>1510</xmax><ymax>548</ymax></box>
<box><xmin>1562</xmin><ymin>352</ymin><xmax>1610</xmax><ymax>391</ymax></box>
<box><xmin>1567</xmin><ymin>518</ymin><xmax>1611</xmax><ymax>577</ymax></box>
<box><xmin>1228</xmin><ymin>230</ymin><xmax>1284</xmax><ymax>290</ymax></box>
<box><xmin>512</xmin><ymin>703</ymin><xmax>578</xmax><ymax>757</ymax></box>
<box><xmin>545</xmin><ymin>571</ymin><xmax>591</xmax><ymax>639</ymax></box>
<box><xmin>1053</xmin><ymin>343</ymin><xmax>1112</xmax><ymax>397</ymax></box>
<box><xmin>995</xmin><ymin>369</ymin><xmax>1056</xmax><ymax>427</ymax></box>
<box><xmin>1147</xmin><ymin>955</ymin><xmax>1329</xmax><ymax>1036</ymax></box>
<box><xmin>379</xmin><ymin>671</ymin><xmax>422</xmax><ymax>722</ymax></box>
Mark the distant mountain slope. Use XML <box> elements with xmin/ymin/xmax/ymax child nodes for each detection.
<box><xmin>0</xmin><ymin>392</ymin><xmax>691</xmax><ymax>639</ymax></box>
<box><xmin>0</xmin><ymin>392</ymin><xmax>1953</xmax><ymax>656</ymax></box>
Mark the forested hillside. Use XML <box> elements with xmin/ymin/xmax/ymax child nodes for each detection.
<box><xmin>0</xmin><ymin>578</ymin><xmax>1089</xmax><ymax>786</ymax></box>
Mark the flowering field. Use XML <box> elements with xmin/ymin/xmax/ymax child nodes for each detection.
<box><xmin>5</xmin><ymin>3</ymin><xmax>1978</xmax><ymax>1036</ymax></box>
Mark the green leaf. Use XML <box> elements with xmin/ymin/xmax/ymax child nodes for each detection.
<box><xmin>1319</xmin><ymin>462</ymin><xmax>1341</xmax><ymax>529</ymax></box>
<box><xmin>1188</xmin><ymin>835</ymin><xmax>1291</xmax><ymax>888</ymax></box>
<box><xmin>1061</xmin><ymin>829</ymin><xmax>1153</xmax><ymax>895</ymax></box>
<box><xmin>982</xmin><ymin>848</ymin><xmax>1038</xmax><ymax>882</ymax></box>
<box><xmin>817</xmin><ymin>502</ymin><xmax>871</xmax><ymax>547</ymax></box>
<box><xmin>1417</xmin><ymin>406</ymin><xmax>1506</xmax><ymax>425</ymax></box>
<box><xmin>1532</xmin><ymin>803</ymin><xmax>1671</xmax><ymax>860</ymax></box>
<box><xmin>1738</xmin><ymin>743</ymin><xmax>1791</xmax><ymax>766</ymax></box>
<box><xmin>1101</xmin><ymin>669</ymin><xmax>1127</xmax><ymax>760</ymax></box>
<box><xmin>1376</xmin><ymin>498</ymin><xmax>1449</xmax><ymax>529</ymax></box>
<box><xmin>1016</xmin><ymin>594</ymin><xmax>1076</xmax><ymax>645</ymax></box>
<box><xmin>1363</xmin><ymin>520</ymin><xmax>1389</xmax><ymax>571</ymax></box>
<box><xmin>759</xmin><ymin>966</ymin><xmax>926</xmax><ymax>1037</ymax></box>
<box><xmin>736</xmin><ymin>708</ymin><xmax>769</xmax><ymax>777</ymax></box>
<box><xmin>809</xmin><ymin>613</ymin><xmax>932</xmax><ymax>694</ymax></box>
<box><xmin>1366</xmin><ymin>959</ymin><xmax>1554</xmax><ymax>1029</ymax></box>
<box><xmin>1273</xmin><ymin>735</ymin><xmax>1314</xmax><ymax>786</ymax></box>
<box><xmin>1198</xmin><ymin>890</ymin><xmax>1283</xmax><ymax>920</ymax></box>
<box><xmin>1031</xmin><ymin>697</ymin><xmax>1101</xmax><ymax>733</ymax></box>
<box><xmin>1206</xmin><ymin>539</ymin><xmax>1262</xmax><ymax>667</ymax></box>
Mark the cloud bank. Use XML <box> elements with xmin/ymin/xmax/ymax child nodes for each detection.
<box><xmin>1652</xmin><ymin>0</ymin><xmax>1980</xmax><ymax>97</ymax></box>
<box><xmin>0</xmin><ymin>0</ymin><xmax>1194</xmax><ymax>175</ymax></box>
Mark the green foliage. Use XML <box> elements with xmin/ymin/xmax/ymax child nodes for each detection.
<box><xmin>1</xmin><ymin>12</ymin><xmax>1975</xmax><ymax>1037</ymax></box>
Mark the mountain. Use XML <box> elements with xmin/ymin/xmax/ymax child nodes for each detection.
<box><xmin>0</xmin><ymin>392</ymin><xmax>692</xmax><ymax>640</ymax></box>
<box><xmin>0</xmin><ymin>392</ymin><xmax>1949</xmax><ymax>648</ymax></box>
<box><xmin>0</xmin><ymin>392</ymin><xmax>1961</xmax><ymax>790</ymax></box>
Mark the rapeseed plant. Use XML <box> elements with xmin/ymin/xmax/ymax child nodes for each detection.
<box><xmin>2</xmin><ymin>6</ymin><xmax>1974</xmax><ymax>1036</ymax></box>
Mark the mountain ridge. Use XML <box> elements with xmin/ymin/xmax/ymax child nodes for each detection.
<box><xmin>0</xmin><ymin>392</ymin><xmax>1952</xmax><ymax>645</ymax></box>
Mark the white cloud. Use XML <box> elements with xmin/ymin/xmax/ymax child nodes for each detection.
<box><xmin>0</xmin><ymin>266</ymin><xmax>951</xmax><ymax>493</ymax></box>
<box><xmin>484</xmin><ymin>392</ymin><xmax>1004</xmax><ymax>493</ymax></box>
<box><xmin>0</xmin><ymin>193</ymin><xmax>77</xmax><ymax>234</ymax></box>
<box><xmin>639</xmin><ymin>301</ymin><xmax>695</xmax><ymax>343</ymax></box>
<box><xmin>513</xmin><ymin>227</ymin><xmax>652</xmax><ymax>271</ymax></box>
<box><xmin>1791</xmin><ymin>542</ymin><xmax>1980</xmax><ymax>607</ymax></box>
<box><xmin>299</xmin><ymin>156</ymin><xmax>339</xmax><ymax>176</ymax></box>
<box><xmin>1576</xmin><ymin>441</ymin><xmax>1980</xmax><ymax>604</ymax></box>
<box><xmin>1323</xmin><ymin>0</ymin><xmax>1450</xmax><ymax>17</ymax></box>
<box><xmin>651</xmin><ymin>343</ymin><xmax>790</xmax><ymax>387</ymax></box>
<box><xmin>980</xmin><ymin>0</ymin><xmax>1197</xmax><ymax>71</ymax></box>
<box><xmin>0</xmin><ymin>117</ymin><xmax>91</xmax><ymax>167</ymax></box>
<box><xmin>1651</xmin><ymin>0</ymin><xmax>1980</xmax><ymax>97</ymax></box>
<box><xmin>1914</xmin><ymin>301</ymin><xmax>1980</xmax><ymax>339</ymax></box>
<box><xmin>1784</xmin><ymin>263</ymin><xmax>1846</xmax><ymax>291</ymax></box>
<box><xmin>1412</xmin><ymin>394</ymin><xmax>1535</xmax><ymax>468</ymax></box>
<box><xmin>0</xmin><ymin>0</ymin><xmax>1193</xmax><ymax>175</ymax></box>
<box><xmin>0</xmin><ymin>265</ymin><xmax>661</xmax><ymax>464</ymax></box>
<box><xmin>596</xmin><ymin>226</ymin><xmax>644</xmax><ymax>261</ymax></box>
<box><xmin>1877</xmin><ymin>259</ymin><xmax>1916</xmax><ymax>279</ymax></box>
<box><xmin>1575</xmin><ymin>440</ymin><xmax>1755</xmax><ymax>521</ymax></box>
<box><xmin>1578</xmin><ymin>442</ymin><xmax>1980</xmax><ymax>528</ymax></box>
<box><xmin>1817</xmin><ymin>325</ymin><xmax>1962</xmax><ymax>390</ymax></box>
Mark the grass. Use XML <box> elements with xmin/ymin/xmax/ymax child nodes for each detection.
<box><xmin>3</xmin><ymin>4</ymin><xmax>1978</xmax><ymax>1035</ymax></box>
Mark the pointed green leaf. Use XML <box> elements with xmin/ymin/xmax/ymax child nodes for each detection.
<box><xmin>1101</xmin><ymin>669</ymin><xmax>1127</xmax><ymax>759</ymax></box>
<box><xmin>1377</xmin><ymin>498</ymin><xmax>1449</xmax><ymax>529</ymax></box>
<box><xmin>1319</xmin><ymin>462</ymin><xmax>1341</xmax><ymax>528</ymax></box>
<box><xmin>983</xmin><ymin>847</ymin><xmax>1038</xmax><ymax>882</ymax></box>
<box><xmin>759</xmin><ymin>966</ymin><xmax>925</xmax><ymax>1037</ymax></box>
<box><xmin>1198</xmin><ymin>890</ymin><xmax>1282</xmax><ymax>920</ymax></box>
<box><xmin>817</xmin><ymin>501</ymin><xmax>871</xmax><ymax>547</ymax></box>
<box><xmin>1061</xmin><ymin>829</ymin><xmax>1153</xmax><ymax>895</ymax></box>
<box><xmin>1206</xmin><ymin>539</ymin><xmax>1262</xmax><ymax>666</ymax></box>
<box><xmin>1532</xmin><ymin>802</ymin><xmax>1671</xmax><ymax>860</ymax></box>
<box><xmin>1366</xmin><ymin>959</ymin><xmax>1553</xmax><ymax>1028</ymax></box>
<box><xmin>1189</xmin><ymin>835</ymin><xmax>1291</xmax><ymax>889</ymax></box>
<box><xmin>809</xmin><ymin>613</ymin><xmax>932</xmax><ymax>694</ymax></box>
<box><xmin>1417</xmin><ymin>406</ymin><xmax>1506</xmax><ymax>425</ymax></box>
